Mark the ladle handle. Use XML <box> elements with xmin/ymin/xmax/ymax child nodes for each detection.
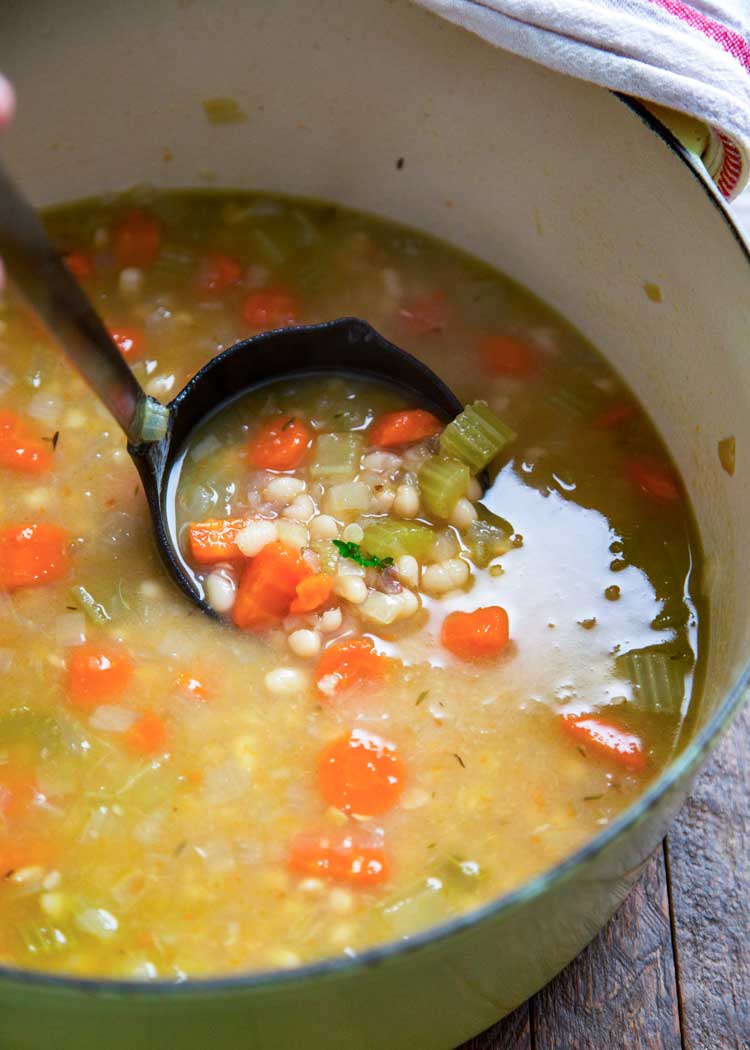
<box><xmin>0</xmin><ymin>160</ymin><xmax>168</xmax><ymax>445</ymax></box>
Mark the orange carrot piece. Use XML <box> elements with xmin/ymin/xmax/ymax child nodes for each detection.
<box><xmin>232</xmin><ymin>541</ymin><xmax>312</xmax><ymax>630</ymax></box>
<box><xmin>398</xmin><ymin>290</ymin><xmax>451</xmax><ymax>336</ymax></box>
<box><xmin>247</xmin><ymin>416</ymin><xmax>312</xmax><ymax>471</ymax></box>
<box><xmin>625</xmin><ymin>457</ymin><xmax>681</xmax><ymax>503</ymax></box>
<box><xmin>109</xmin><ymin>324</ymin><xmax>146</xmax><ymax>361</ymax></box>
<box><xmin>478</xmin><ymin>335</ymin><xmax>538</xmax><ymax>378</ymax></box>
<box><xmin>0</xmin><ymin>523</ymin><xmax>70</xmax><ymax>592</ymax></box>
<box><xmin>188</xmin><ymin>517</ymin><xmax>248</xmax><ymax>565</ymax></box>
<box><xmin>591</xmin><ymin>401</ymin><xmax>637</xmax><ymax>429</ymax></box>
<box><xmin>67</xmin><ymin>642</ymin><xmax>134</xmax><ymax>709</ymax></box>
<box><xmin>315</xmin><ymin>637</ymin><xmax>391</xmax><ymax>696</ymax></box>
<box><xmin>288</xmin><ymin>831</ymin><xmax>390</xmax><ymax>886</ymax></box>
<box><xmin>127</xmin><ymin>711</ymin><xmax>168</xmax><ymax>754</ymax></box>
<box><xmin>174</xmin><ymin>671</ymin><xmax>211</xmax><ymax>702</ymax></box>
<box><xmin>63</xmin><ymin>249</ymin><xmax>93</xmax><ymax>281</ymax></box>
<box><xmin>113</xmin><ymin>209</ymin><xmax>162</xmax><ymax>267</ymax></box>
<box><xmin>318</xmin><ymin>729</ymin><xmax>404</xmax><ymax>816</ymax></box>
<box><xmin>441</xmin><ymin>606</ymin><xmax>510</xmax><ymax>661</ymax></box>
<box><xmin>0</xmin><ymin>768</ymin><xmax>38</xmax><ymax>818</ymax></box>
<box><xmin>0</xmin><ymin>839</ymin><xmax>52</xmax><ymax>877</ymax></box>
<box><xmin>368</xmin><ymin>409</ymin><xmax>443</xmax><ymax>448</ymax></box>
<box><xmin>195</xmin><ymin>251</ymin><xmax>243</xmax><ymax>296</ymax></box>
<box><xmin>241</xmin><ymin>286</ymin><xmax>298</xmax><ymax>330</ymax></box>
<box><xmin>0</xmin><ymin>411</ymin><xmax>54</xmax><ymax>475</ymax></box>
<box><xmin>562</xmin><ymin>716</ymin><xmax>646</xmax><ymax>772</ymax></box>
<box><xmin>289</xmin><ymin>573</ymin><xmax>333</xmax><ymax>614</ymax></box>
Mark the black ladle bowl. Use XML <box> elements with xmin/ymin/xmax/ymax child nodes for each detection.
<box><xmin>0</xmin><ymin>162</ymin><xmax>463</xmax><ymax>617</ymax></box>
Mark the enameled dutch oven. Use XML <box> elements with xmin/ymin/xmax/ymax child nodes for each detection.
<box><xmin>0</xmin><ymin>1</ymin><xmax>748</xmax><ymax>1047</ymax></box>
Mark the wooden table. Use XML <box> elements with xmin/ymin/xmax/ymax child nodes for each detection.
<box><xmin>463</xmin><ymin>189</ymin><xmax>750</xmax><ymax>1050</ymax></box>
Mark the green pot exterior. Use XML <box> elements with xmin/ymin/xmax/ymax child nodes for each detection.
<box><xmin>0</xmin><ymin>731</ymin><xmax>721</xmax><ymax>1050</ymax></box>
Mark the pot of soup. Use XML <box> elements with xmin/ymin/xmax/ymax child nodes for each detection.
<box><xmin>0</xmin><ymin>1</ymin><xmax>747</xmax><ymax>1048</ymax></box>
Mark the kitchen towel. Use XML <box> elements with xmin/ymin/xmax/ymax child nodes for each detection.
<box><xmin>412</xmin><ymin>0</ymin><xmax>750</xmax><ymax>199</ymax></box>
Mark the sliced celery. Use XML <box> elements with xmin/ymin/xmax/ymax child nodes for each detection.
<box><xmin>440</xmin><ymin>401</ymin><xmax>516</xmax><ymax>474</ymax></box>
<box><xmin>465</xmin><ymin>505</ymin><xmax>514</xmax><ymax>568</ymax></box>
<box><xmin>70</xmin><ymin>585</ymin><xmax>111</xmax><ymax>625</ymax></box>
<box><xmin>362</xmin><ymin>520</ymin><xmax>437</xmax><ymax>562</ymax></box>
<box><xmin>150</xmin><ymin>247</ymin><xmax>195</xmax><ymax>283</ymax></box>
<box><xmin>419</xmin><ymin>456</ymin><xmax>470</xmax><ymax>519</ymax></box>
<box><xmin>309</xmin><ymin>539</ymin><xmax>339</xmax><ymax>575</ymax></box>
<box><xmin>616</xmin><ymin>648</ymin><xmax>685</xmax><ymax>715</ymax></box>
<box><xmin>546</xmin><ymin>374</ymin><xmax>605</xmax><ymax>421</ymax></box>
<box><xmin>309</xmin><ymin>432</ymin><xmax>363</xmax><ymax>480</ymax></box>
<box><xmin>248</xmin><ymin>227</ymin><xmax>286</xmax><ymax>267</ymax></box>
<box><xmin>0</xmin><ymin>706</ymin><xmax>61</xmax><ymax>752</ymax></box>
<box><xmin>378</xmin><ymin>855</ymin><xmax>484</xmax><ymax>936</ymax></box>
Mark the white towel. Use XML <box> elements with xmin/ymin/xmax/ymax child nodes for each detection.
<box><xmin>413</xmin><ymin>0</ymin><xmax>750</xmax><ymax>199</ymax></box>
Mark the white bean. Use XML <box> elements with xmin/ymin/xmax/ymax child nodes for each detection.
<box><xmin>370</xmin><ymin>486</ymin><xmax>395</xmax><ymax>513</ymax></box>
<box><xmin>236</xmin><ymin>519</ymin><xmax>277</xmax><ymax>557</ymax></box>
<box><xmin>393</xmin><ymin>483</ymin><xmax>420</xmax><ymax>518</ymax></box>
<box><xmin>205</xmin><ymin>568</ymin><xmax>237</xmax><ymax>613</ymax></box>
<box><xmin>451</xmin><ymin>497</ymin><xmax>478</xmax><ymax>532</ymax></box>
<box><xmin>360</xmin><ymin>588</ymin><xmax>419</xmax><ymax>625</ymax></box>
<box><xmin>342</xmin><ymin>523</ymin><xmax>364</xmax><ymax>543</ymax></box>
<box><xmin>467</xmin><ymin>477</ymin><xmax>483</xmax><ymax>501</ymax></box>
<box><xmin>362</xmin><ymin>451</ymin><xmax>402</xmax><ymax>472</ymax></box>
<box><xmin>318</xmin><ymin>607</ymin><xmax>343</xmax><ymax>633</ymax></box>
<box><xmin>332</xmin><ymin>575</ymin><xmax>368</xmax><ymax>605</ymax></box>
<box><xmin>265</xmin><ymin>667</ymin><xmax>308</xmax><ymax>695</ymax></box>
<box><xmin>288</xmin><ymin>629</ymin><xmax>322</xmax><ymax>659</ymax></box>
<box><xmin>118</xmin><ymin>267</ymin><xmax>144</xmax><ymax>298</ymax></box>
<box><xmin>309</xmin><ymin>514</ymin><xmax>339</xmax><ymax>541</ymax></box>
<box><xmin>396</xmin><ymin>555</ymin><xmax>419</xmax><ymax>589</ymax></box>
<box><xmin>282</xmin><ymin>494</ymin><xmax>316</xmax><ymax>523</ymax></box>
<box><xmin>263</xmin><ymin>476</ymin><xmax>306</xmax><ymax>504</ymax></box>
<box><xmin>421</xmin><ymin>558</ymin><xmax>470</xmax><ymax>595</ymax></box>
<box><xmin>276</xmin><ymin>521</ymin><xmax>308</xmax><ymax>550</ymax></box>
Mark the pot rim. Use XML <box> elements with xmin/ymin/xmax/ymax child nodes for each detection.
<box><xmin>2</xmin><ymin>95</ymin><xmax>747</xmax><ymax>1000</ymax></box>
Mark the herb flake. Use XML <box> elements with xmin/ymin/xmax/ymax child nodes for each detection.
<box><xmin>333</xmin><ymin>539</ymin><xmax>394</xmax><ymax>570</ymax></box>
<box><xmin>415</xmin><ymin>690</ymin><xmax>429</xmax><ymax>706</ymax></box>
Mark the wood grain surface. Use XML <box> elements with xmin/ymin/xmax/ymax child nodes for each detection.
<box><xmin>460</xmin><ymin>703</ymin><xmax>750</xmax><ymax>1050</ymax></box>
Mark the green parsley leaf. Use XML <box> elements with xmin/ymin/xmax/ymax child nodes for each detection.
<box><xmin>332</xmin><ymin>539</ymin><xmax>394</xmax><ymax>570</ymax></box>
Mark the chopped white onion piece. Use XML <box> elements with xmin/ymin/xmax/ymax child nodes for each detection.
<box><xmin>189</xmin><ymin>434</ymin><xmax>222</xmax><ymax>463</ymax></box>
<box><xmin>75</xmin><ymin>907</ymin><xmax>119</xmax><ymax>941</ymax></box>
<box><xmin>89</xmin><ymin>705</ymin><xmax>137</xmax><ymax>733</ymax></box>
<box><xmin>53</xmin><ymin>612</ymin><xmax>87</xmax><ymax>648</ymax></box>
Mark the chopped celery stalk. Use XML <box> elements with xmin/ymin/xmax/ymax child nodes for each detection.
<box><xmin>419</xmin><ymin>457</ymin><xmax>470</xmax><ymax>519</ymax></box>
<box><xmin>16</xmin><ymin>922</ymin><xmax>72</xmax><ymax>956</ymax></box>
<box><xmin>440</xmin><ymin>401</ymin><xmax>516</xmax><ymax>474</ymax></box>
<box><xmin>150</xmin><ymin>248</ymin><xmax>195</xmax><ymax>282</ymax></box>
<box><xmin>248</xmin><ymin>227</ymin><xmax>286</xmax><ymax>267</ymax></box>
<box><xmin>378</xmin><ymin>855</ymin><xmax>484</xmax><ymax>936</ymax></box>
<box><xmin>547</xmin><ymin>375</ymin><xmax>604</xmax><ymax>420</ymax></box>
<box><xmin>71</xmin><ymin>585</ymin><xmax>111</xmax><ymax>625</ymax></box>
<box><xmin>362</xmin><ymin>520</ymin><xmax>437</xmax><ymax>562</ymax></box>
<box><xmin>0</xmin><ymin>706</ymin><xmax>61</xmax><ymax>752</ymax></box>
<box><xmin>465</xmin><ymin>505</ymin><xmax>514</xmax><ymax>568</ymax></box>
<box><xmin>616</xmin><ymin>648</ymin><xmax>685</xmax><ymax>714</ymax></box>
<box><xmin>310</xmin><ymin>432</ymin><xmax>363</xmax><ymax>480</ymax></box>
<box><xmin>134</xmin><ymin>398</ymin><xmax>169</xmax><ymax>443</ymax></box>
<box><xmin>309</xmin><ymin>539</ymin><xmax>339</xmax><ymax>575</ymax></box>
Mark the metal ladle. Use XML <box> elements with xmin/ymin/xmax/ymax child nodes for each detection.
<box><xmin>0</xmin><ymin>162</ymin><xmax>463</xmax><ymax>617</ymax></box>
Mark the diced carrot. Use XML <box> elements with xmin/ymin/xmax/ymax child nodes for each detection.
<box><xmin>319</xmin><ymin>728</ymin><xmax>404</xmax><ymax>816</ymax></box>
<box><xmin>625</xmin><ymin>457</ymin><xmax>681</xmax><ymax>503</ymax></box>
<box><xmin>399</xmin><ymin>290</ymin><xmax>451</xmax><ymax>336</ymax></box>
<box><xmin>127</xmin><ymin>711</ymin><xmax>168</xmax><ymax>754</ymax></box>
<box><xmin>0</xmin><ymin>411</ymin><xmax>54</xmax><ymax>475</ymax></box>
<box><xmin>67</xmin><ymin>642</ymin><xmax>134</xmax><ymax>709</ymax></box>
<box><xmin>0</xmin><ymin>839</ymin><xmax>52</xmax><ymax>877</ymax></box>
<box><xmin>241</xmin><ymin>286</ymin><xmax>298</xmax><ymax>330</ymax></box>
<box><xmin>0</xmin><ymin>768</ymin><xmax>38</xmax><ymax>818</ymax></box>
<box><xmin>109</xmin><ymin>324</ymin><xmax>146</xmax><ymax>361</ymax></box>
<box><xmin>247</xmin><ymin>416</ymin><xmax>312</xmax><ymax>471</ymax></box>
<box><xmin>368</xmin><ymin>409</ymin><xmax>443</xmax><ymax>448</ymax></box>
<box><xmin>441</xmin><ymin>606</ymin><xmax>510</xmax><ymax>661</ymax></box>
<box><xmin>0</xmin><ymin>523</ymin><xmax>70</xmax><ymax>592</ymax></box>
<box><xmin>289</xmin><ymin>573</ymin><xmax>333</xmax><ymax>614</ymax></box>
<box><xmin>232</xmin><ymin>541</ymin><xmax>312</xmax><ymax>631</ymax></box>
<box><xmin>592</xmin><ymin>401</ymin><xmax>637</xmax><ymax>429</ymax></box>
<box><xmin>315</xmin><ymin>637</ymin><xmax>391</xmax><ymax>697</ymax></box>
<box><xmin>288</xmin><ymin>831</ymin><xmax>390</xmax><ymax>886</ymax></box>
<box><xmin>174</xmin><ymin>671</ymin><xmax>211</xmax><ymax>702</ymax></box>
<box><xmin>195</xmin><ymin>251</ymin><xmax>243</xmax><ymax>296</ymax></box>
<box><xmin>188</xmin><ymin>517</ymin><xmax>247</xmax><ymax>565</ymax></box>
<box><xmin>562</xmin><ymin>716</ymin><xmax>646</xmax><ymax>772</ymax></box>
<box><xmin>478</xmin><ymin>335</ymin><xmax>538</xmax><ymax>378</ymax></box>
<box><xmin>63</xmin><ymin>249</ymin><xmax>93</xmax><ymax>281</ymax></box>
<box><xmin>113</xmin><ymin>209</ymin><xmax>162</xmax><ymax>268</ymax></box>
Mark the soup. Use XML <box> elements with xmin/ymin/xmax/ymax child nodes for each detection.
<box><xmin>0</xmin><ymin>191</ymin><xmax>703</xmax><ymax>979</ymax></box>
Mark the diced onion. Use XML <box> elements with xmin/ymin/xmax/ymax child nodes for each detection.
<box><xmin>52</xmin><ymin>612</ymin><xmax>87</xmax><ymax>648</ymax></box>
<box><xmin>0</xmin><ymin>648</ymin><xmax>12</xmax><ymax>673</ymax></box>
<box><xmin>89</xmin><ymin>706</ymin><xmax>137</xmax><ymax>733</ymax></box>
<box><xmin>202</xmin><ymin>759</ymin><xmax>249</xmax><ymax>804</ymax></box>
<box><xmin>189</xmin><ymin>434</ymin><xmax>222</xmax><ymax>462</ymax></box>
<box><xmin>27</xmin><ymin>392</ymin><xmax>62</xmax><ymax>424</ymax></box>
<box><xmin>75</xmin><ymin>907</ymin><xmax>119</xmax><ymax>941</ymax></box>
